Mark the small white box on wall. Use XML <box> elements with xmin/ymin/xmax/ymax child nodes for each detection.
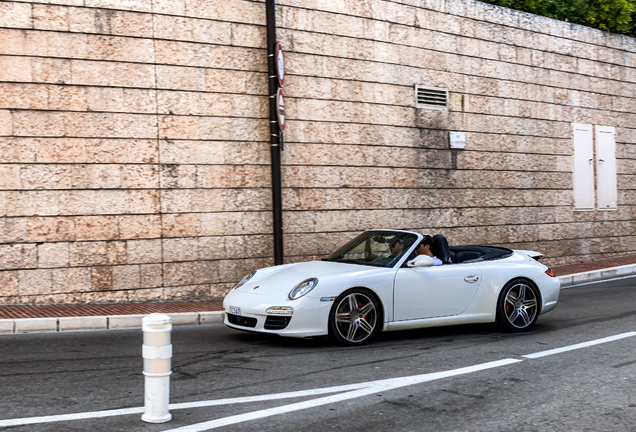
<box><xmin>449</xmin><ymin>132</ymin><xmax>466</xmax><ymax>149</ymax></box>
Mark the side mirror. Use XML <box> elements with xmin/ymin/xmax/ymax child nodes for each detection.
<box><xmin>407</xmin><ymin>255</ymin><xmax>435</xmax><ymax>268</ymax></box>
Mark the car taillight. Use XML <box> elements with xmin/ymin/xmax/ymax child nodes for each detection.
<box><xmin>545</xmin><ymin>268</ymin><xmax>556</xmax><ymax>277</ymax></box>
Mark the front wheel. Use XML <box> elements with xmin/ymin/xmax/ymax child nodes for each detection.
<box><xmin>329</xmin><ymin>289</ymin><xmax>381</xmax><ymax>346</ymax></box>
<box><xmin>497</xmin><ymin>279</ymin><xmax>540</xmax><ymax>332</ymax></box>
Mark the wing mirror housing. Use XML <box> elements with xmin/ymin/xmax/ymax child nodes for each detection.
<box><xmin>407</xmin><ymin>255</ymin><xmax>435</xmax><ymax>268</ymax></box>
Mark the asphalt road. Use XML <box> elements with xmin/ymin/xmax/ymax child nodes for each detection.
<box><xmin>2</xmin><ymin>276</ymin><xmax>636</xmax><ymax>432</ymax></box>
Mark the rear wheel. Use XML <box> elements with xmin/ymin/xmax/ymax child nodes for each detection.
<box><xmin>497</xmin><ymin>279</ymin><xmax>539</xmax><ymax>332</ymax></box>
<box><xmin>329</xmin><ymin>289</ymin><xmax>381</xmax><ymax>346</ymax></box>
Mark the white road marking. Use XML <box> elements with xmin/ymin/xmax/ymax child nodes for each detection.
<box><xmin>0</xmin><ymin>384</ymin><xmax>371</xmax><ymax>428</ymax></box>
<box><xmin>162</xmin><ymin>359</ymin><xmax>522</xmax><ymax>432</ymax></box>
<box><xmin>2</xmin><ymin>331</ymin><xmax>636</xmax><ymax>429</ymax></box>
<box><xmin>0</xmin><ymin>407</ymin><xmax>145</xmax><ymax>428</ymax></box>
<box><xmin>523</xmin><ymin>331</ymin><xmax>636</xmax><ymax>359</ymax></box>
<box><xmin>170</xmin><ymin>382</ymin><xmax>373</xmax><ymax>409</ymax></box>
<box><xmin>563</xmin><ymin>274</ymin><xmax>636</xmax><ymax>289</ymax></box>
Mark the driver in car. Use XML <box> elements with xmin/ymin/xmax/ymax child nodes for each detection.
<box><xmin>364</xmin><ymin>236</ymin><xmax>405</xmax><ymax>264</ymax></box>
<box><xmin>388</xmin><ymin>238</ymin><xmax>404</xmax><ymax>256</ymax></box>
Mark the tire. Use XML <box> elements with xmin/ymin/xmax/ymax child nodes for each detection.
<box><xmin>329</xmin><ymin>289</ymin><xmax>381</xmax><ymax>346</ymax></box>
<box><xmin>497</xmin><ymin>278</ymin><xmax>540</xmax><ymax>332</ymax></box>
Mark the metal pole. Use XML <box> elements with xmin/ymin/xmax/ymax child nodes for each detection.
<box><xmin>141</xmin><ymin>313</ymin><xmax>172</xmax><ymax>423</ymax></box>
<box><xmin>266</xmin><ymin>0</ymin><xmax>284</xmax><ymax>265</ymax></box>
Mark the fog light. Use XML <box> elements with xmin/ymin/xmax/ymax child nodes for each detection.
<box><xmin>266</xmin><ymin>306</ymin><xmax>294</xmax><ymax>315</ymax></box>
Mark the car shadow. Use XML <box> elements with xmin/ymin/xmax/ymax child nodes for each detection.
<box><xmin>377</xmin><ymin>323</ymin><xmax>498</xmax><ymax>342</ymax></box>
<box><xmin>380</xmin><ymin>321</ymin><xmax>558</xmax><ymax>341</ymax></box>
<box><xmin>227</xmin><ymin>321</ymin><xmax>556</xmax><ymax>349</ymax></box>
<box><xmin>231</xmin><ymin>330</ymin><xmax>330</xmax><ymax>348</ymax></box>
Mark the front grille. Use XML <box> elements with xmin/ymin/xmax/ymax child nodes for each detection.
<box><xmin>264</xmin><ymin>315</ymin><xmax>291</xmax><ymax>330</ymax></box>
<box><xmin>227</xmin><ymin>313</ymin><xmax>257</xmax><ymax>328</ymax></box>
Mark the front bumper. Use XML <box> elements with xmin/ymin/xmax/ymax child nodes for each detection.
<box><xmin>222</xmin><ymin>290</ymin><xmax>333</xmax><ymax>338</ymax></box>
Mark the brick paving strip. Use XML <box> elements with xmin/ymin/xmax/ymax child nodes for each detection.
<box><xmin>551</xmin><ymin>254</ymin><xmax>636</xmax><ymax>276</ymax></box>
<box><xmin>1</xmin><ymin>255</ymin><xmax>635</xmax><ymax>333</ymax></box>
<box><xmin>0</xmin><ymin>300</ymin><xmax>224</xmax><ymax>320</ymax></box>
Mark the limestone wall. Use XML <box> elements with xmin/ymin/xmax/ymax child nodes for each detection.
<box><xmin>0</xmin><ymin>0</ymin><xmax>274</xmax><ymax>303</ymax></box>
<box><xmin>277</xmin><ymin>0</ymin><xmax>636</xmax><ymax>265</ymax></box>
<box><xmin>0</xmin><ymin>0</ymin><xmax>635</xmax><ymax>304</ymax></box>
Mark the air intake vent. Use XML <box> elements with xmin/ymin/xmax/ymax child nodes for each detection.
<box><xmin>227</xmin><ymin>313</ymin><xmax>257</xmax><ymax>328</ymax></box>
<box><xmin>415</xmin><ymin>85</ymin><xmax>448</xmax><ymax>109</ymax></box>
<box><xmin>264</xmin><ymin>315</ymin><xmax>291</xmax><ymax>330</ymax></box>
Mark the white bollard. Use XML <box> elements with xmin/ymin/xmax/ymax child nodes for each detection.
<box><xmin>141</xmin><ymin>313</ymin><xmax>173</xmax><ymax>423</ymax></box>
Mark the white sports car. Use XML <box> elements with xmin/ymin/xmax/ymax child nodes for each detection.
<box><xmin>223</xmin><ymin>230</ymin><xmax>560</xmax><ymax>345</ymax></box>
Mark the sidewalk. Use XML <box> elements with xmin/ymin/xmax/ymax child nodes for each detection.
<box><xmin>2</xmin><ymin>255</ymin><xmax>636</xmax><ymax>335</ymax></box>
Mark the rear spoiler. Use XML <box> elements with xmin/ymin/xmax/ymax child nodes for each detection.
<box><xmin>515</xmin><ymin>250</ymin><xmax>544</xmax><ymax>260</ymax></box>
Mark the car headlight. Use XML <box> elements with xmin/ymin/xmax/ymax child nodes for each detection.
<box><xmin>233</xmin><ymin>271</ymin><xmax>256</xmax><ymax>290</ymax></box>
<box><xmin>288</xmin><ymin>278</ymin><xmax>318</xmax><ymax>300</ymax></box>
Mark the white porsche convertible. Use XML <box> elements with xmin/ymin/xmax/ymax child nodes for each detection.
<box><xmin>223</xmin><ymin>230</ymin><xmax>560</xmax><ymax>345</ymax></box>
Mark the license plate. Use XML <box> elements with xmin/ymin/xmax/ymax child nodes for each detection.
<box><xmin>229</xmin><ymin>306</ymin><xmax>241</xmax><ymax>315</ymax></box>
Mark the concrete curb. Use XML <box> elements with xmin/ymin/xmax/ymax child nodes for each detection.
<box><xmin>2</xmin><ymin>264</ymin><xmax>635</xmax><ymax>336</ymax></box>
<box><xmin>0</xmin><ymin>311</ymin><xmax>225</xmax><ymax>335</ymax></box>
<box><xmin>558</xmin><ymin>263</ymin><xmax>636</xmax><ymax>288</ymax></box>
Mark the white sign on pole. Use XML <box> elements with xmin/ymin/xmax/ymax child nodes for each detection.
<box><xmin>276</xmin><ymin>88</ymin><xmax>285</xmax><ymax>132</ymax></box>
<box><xmin>275</xmin><ymin>43</ymin><xmax>285</xmax><ymax>87</ymax></box>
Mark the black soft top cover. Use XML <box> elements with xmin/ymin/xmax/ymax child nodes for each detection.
<box><xmin>449</xmin><ymin>245</ymin><xmax>513</xmax><ymax>263</ymax></box>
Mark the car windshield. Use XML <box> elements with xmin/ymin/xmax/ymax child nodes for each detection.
<box><xmin>323</xmin><ymin>231</ymin><xmax>418</xmax><ymax>268</ymax></box>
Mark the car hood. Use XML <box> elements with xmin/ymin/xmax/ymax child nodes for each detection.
<box><xmin>236</xmin><ymin>260</ymin><xmax>380</xmax><ymax>295</ymax></box>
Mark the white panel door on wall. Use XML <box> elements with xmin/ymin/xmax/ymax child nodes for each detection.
<box><xmin>596</xmin><ymin>126</ymin><xmax>617</xmax><ymax>210</ymax></box>
<box><xmin>572</xmin><ymin>123</ymin><xmax>594</xmax><ymax>210</ymax></box>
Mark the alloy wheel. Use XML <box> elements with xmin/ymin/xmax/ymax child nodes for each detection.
<box><xmin>334</xmin><ymin>292</ymin><xmax>378</xmax><ymax>343</ymax></box>
<box><xmin>504</xmin><ymin>283</ymin><xmax>538</xmax><ymax>329</ymax></box>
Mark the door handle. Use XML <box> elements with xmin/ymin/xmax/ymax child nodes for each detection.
<box><xmin>464</xmin><ymin>275</ymin><xmax>479</xmax><ymax>283</ymax></box>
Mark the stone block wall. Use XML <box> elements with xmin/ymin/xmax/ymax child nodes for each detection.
<box><xmin>0</xmin><ymin>0</ymin><xmax>635</xmax><ymax>304</ymax></box>
<box><xmin>276</xmin><ymin>0</ymin><xmax>636</xmax><ymax>266</ymax></box>
<box><xmin>0</xmin><ymin>0</ymin><xmax>274</xmax><ymax>303</ymax></box>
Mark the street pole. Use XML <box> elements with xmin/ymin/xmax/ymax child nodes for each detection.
<box><xmin>266</xmin><ymin>0</ymin><xmax>284</xmax><ymax>266</ymax></box>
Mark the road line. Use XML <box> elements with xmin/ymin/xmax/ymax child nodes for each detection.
<box><xmin>0</xmin><ymin>407</ymin><xmax>144</xmax><ymax>428</ymax></box>
<box><xmin>0</xmin><ymin>383</ymin><xmax>373</xmax><ymax>428</ymax></box>
<box><xmin>163</xmin><ymin>358</ymin><xmax>522</xmax><ymax>432</ymax></box>
<box><xmin>563</xmin><ymin>274</ymin><xmax>636</xmax><ymax>289</ymax></box>
<box><xmin>169</xmin><ymin>382</ymin><xmax>373</xmax><ymax>410</ymax></box>
<box><xmin>4</xmin><ymin>332</ymin><xmax>636</xmax><ymax>429</ymax></box>
<box><xmin>522</xmin><ymin>332</ymin><xmax>636</xmax><ymax>359</ymax></box>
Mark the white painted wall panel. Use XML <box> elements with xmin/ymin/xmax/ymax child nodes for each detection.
<box><xmin>572</xmin><ymin>124</ymin><xmax>595</xmax><ymax>211</ymax></box>
<box><xmin>596</xmin><ymin>126</ymin><xmax>617</xmax><ymax>210</ymax></box>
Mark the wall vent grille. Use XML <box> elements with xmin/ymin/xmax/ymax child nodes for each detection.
<box><xmin>415</xmin><ymin>85</ymin><xmax>448</xmax><ymax>109</ymax></box>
